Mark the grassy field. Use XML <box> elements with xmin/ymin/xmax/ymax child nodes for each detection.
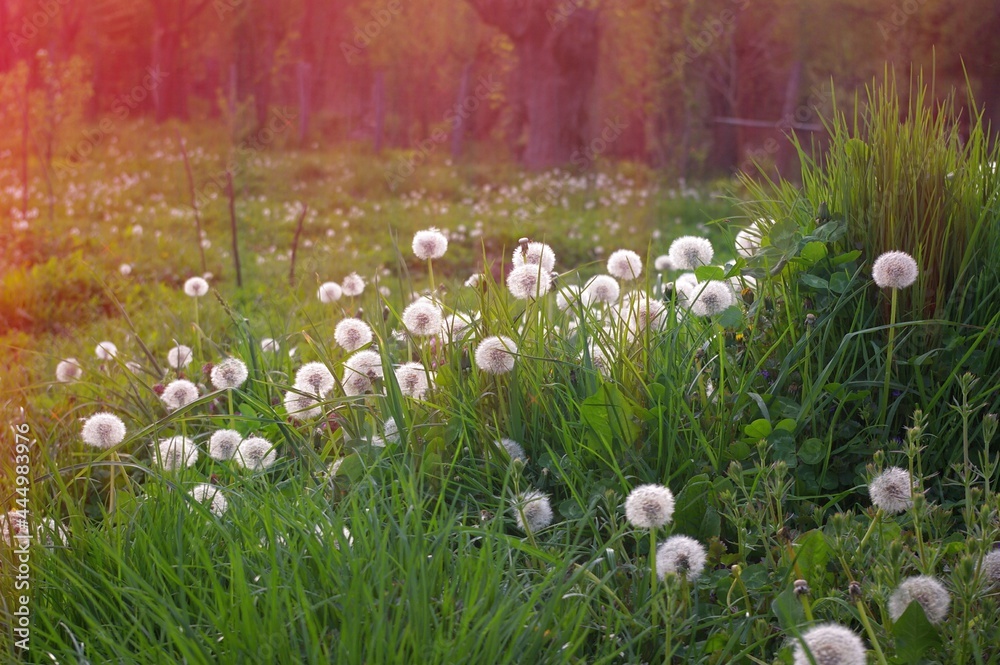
<box><xmin>3</xmin><ymin>82</ymin><xmax>1000</xmax><ymax>664</ymax></box>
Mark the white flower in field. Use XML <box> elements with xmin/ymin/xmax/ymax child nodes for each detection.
<box><xmin>581</xmin><ymin>275</ymin><xmax>620</xmax><ymax>306</ymax></box>
<box><xmin>189</xmin><ymin>483</ymin><xmax>227</xmax><ymax>516</ymax></box>
<box><xmin>334</xmin><ymin>318</ymin><xmax>373</xmax><ymax>352</ymax></box>
<box><xmin>167</xmin><ymin>345</ymin><xmax>193</xmax><ymax>370</ymax></box>
<box><xmin>294</xmin><ymin>361</ymin><xmax>335</xmax><ymax>397</ymax></box>
<box><xmin>674</xmin><ymin>272</ymin><xmax>698</xmax><ymax>295</ymax></box>
<box><xmin>607</xmin><ymin>249</ymin><xmax>643</xmax><ymax>281</ymax></box>
<box><xmin>668</xmin><ymin>236</ymin><xmax>714</xmax><ymax>270</ymax></box>
<box><xmin>81</xmin><ymin>412</ymin><xmax>126</xmax><ymax>449</ymax></box>
<box><xmin>125</xmin><ymin>361</ymin><xmax>143</xmax><ymax>374</ymax></box>
<box><xmin>402</xmin><ymin>299</ymin><xmax>443</xmax><ymax>336</ymax></box>
<box><xmin>442</xmin><ymin>312</ymin><xmax>473</xmax><ymax>340</ymax></box>
<box><xmin>616</xmin><ymin>294</ymin><xmax>668</xmax><ymax>337</ymax></box>
<box><xmin>495</xmin><ymin>438</ymin><xmax>526</xmax><ymax>462</ymax></box>
<box><xmin>888</xmin><ymin>576</ymin><xmax>950</xmax><ymax>624</ymax></box>
<box><xmin>507</xmin><ymin>264</ymin><xmax>552</xmax><ymax>300</ymax></box>
<box><xmin>155</xmin><ymin>436</ymin><xmax>198</xmax><ymax>471</ymax></box>
<box><xmin>373</xmin><ymin>416</ymin><xmax>400</xmax><ymax>447</ymax></box>
<box><xmin>317</xmin><ymin>281</ymin><xmax>343</xmax><ymax>303</ymax></box>
<box><xmin>625</xmin><ymin>484</ymin><xmax>675</xmax><ymax>528</ymax></box>
<box><xmin>183</xmin><ymin>276</ymin><xmax>209</xmax><ymax>297</ymax></box>
<box><xmin>211</xmin><ymin>357</ymin><xmax>249</xmax><ymax>390</ymax></box>
<box><xmin>868</xmin><ymin>466</ymin><xmax>913</xmax><ymax>514</ymax></box>
<box><xmin>1</xmin><ymin>511</ymin><xmax>28</xmax><ymax>547</ymax></box>
<box><xmin>283</xmin><ymin>390</ymin><xmax>322</xmax><ymax>421</ymax></box>
<box><xmin>341</xmin><ymin>272</ymin><xmax>365</xmax><ymax>297</ymax></box>
<box><xmin>556</xmin><ymin>284</ymin><xmax>582</xmax><ymax>311</ymax></box>
<box><xmin>981</xmin><ymin>550</ymin><xmax>1000</xmax><ymax>587</ymax></box>
<box><xmin>237</xmin><ymin>436</ymin><xmax>277</xmax><ymax>471</ymax></box>
<box><xmin>342</xmin><ymin>350</ymin><xmax>384</xmax><ymax>396</ymax></box>
<box><xmin>583</xmin><ymin>343</ymin><xmax>611</xmax><ymax>378</ymax></box>
<box><xmin>474</xmin><ymin>336</ymin><xmax>518</xmax><ymax>375</ymax></box>
<box><xmin>690</xmin><ymin>281</ymin><xmax>735</xmax><ymax>317</ymax></box>
<box><xmin>131</xmin><ymin>224</ymin><xmax>143</xmax><ymax>236</ymax></box>
<box><xmin>735</xmin><ymin>222</ymin><xmax>765</xmax><ymax>259</ymax></box>
<box><xmin>208</xmin><ymin>429</ymin><xmax>242</xmax><ymax>461</ymax></box>
<box><xmin>656</xmin><ymin>535</ymin><xmax>707</xmax><ymax>581</ymax></box>
<box><xmin>654</xmin><ymin>255</ymin><xmax>674</xmax><ymax>272</ymax></box>
<box><xmin>464</xmin><ymin>273</ymin><xmax>483</xmax><ymax>288</ymax></box>
<box><xmin>729</xmin><ymin>274</ymin><xmax>757</xmax><ymax>293</ymax></box>
<box><xmin>260</xmin><ymin>337</ymin><xmax>280</xmax><ymax>353</ymax></box>
<box><xmin>395</xmin><ymin>362</ymin><xmax>431</xmax><ymax>399</ymax></box>
<box><xmin>56</xmin><ymin>358</ymin><xmax>82</xmax><ymax>383</ymax></box>
<box><xmin>512</xmin><ymin>241</ymin><xmax>556</xmax><ymax>272</ymax></box>
<box><xmin>95</xmin><ymin>341</ymin><xmax>118</xmax><ymax>360</ymax></box>
<box><xmin>412</xmin><ymin>227</ymin><xmax>449</xmax><ymax>260</ymax></box>
<box><xmin>512</xmin><ymin>490</ymin><xmax>553</xmax><ymax>533</ymax></box>
<box><xmin>161</xmin><ymin>379</ymin><xmax>200</xmax><ymax>411</ymax></box>
<box><xmin>35</xmin><ymin>516</ymin><xmax>69</xmax><ymax>548</ymax></box>
<box><xmin>119</xmin><ymin>263</ymin><xmax>132</xmax><ymax>276</ymax></box>
<box><xmin>872</xmin><ymin>250</ymin><xmax>919</xmax><ymax>290</ymax></box>
<box><xmin>792</xmin><ymin>624</ymin><xmax>867</xmax><ymax>665</ymax></box>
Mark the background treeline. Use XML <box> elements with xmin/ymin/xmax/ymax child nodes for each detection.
<box><xmin>0</xmin><ymin>0</ymin><xmax>998</xmax><ymax>176</ymax></box>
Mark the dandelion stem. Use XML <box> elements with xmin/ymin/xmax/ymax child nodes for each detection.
<box><xmin>879</xmin><ymin>288</ymin><xmax>899</xmax><ymax>432</ymax></box>
<box><xmin>856</xmin><ymin>509</ymin><xmax>882</xmax><ymax>554</ymax></box>
<box><xmin>227</xmin><ymin>389</ymin><xmax>235</xmax><ymax>430</ymax></box>
<box><xmin>855</xmin><ymin>598</ymin><xmax>890</xmax><ymax>665</ymax></box>
<box><xmin>193</xmin><ymin>298</ymin><xmax>203</xmax><ymax>363</ymax></box>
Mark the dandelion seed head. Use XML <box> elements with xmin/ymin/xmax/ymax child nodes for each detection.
<box><xmin>412</xmin><ymin>227</ymin><xmax>449</xmax><ymax>260</ymax></box>
<box><xmin>1</xmin><ymin>511</ymin><xmax>28</xmax><ymax>548</ymax></box>
<box><xmin>160</xmin><ymin>379</ymin><xmax>200</xmax><ymax>411</ymax></box>
<box><xmin>81</xmin><ymin>412</ymin><xmax>126</xmax><ymax>449</ymax></box>
<box><xmin>260</xmin><ymin>338</ymin><xmax>280</xmax><ymax>353</ymax></box>
<box><xmin>981</xmin><ymin>550</ymin><xmax>1000</xmax><ymax>587</ymax></box>
<box><xmin>735</xmin><ymin>222</ymin><xmax>765</xmax><ymax>259</ymax></box>
<box><xmin>581</xmin><ymin>275</ymin><xmax>620</xmax><ymax>306</ymax></box>
<box><xmin>211</xmin><ymin>357</ymin><xmax>249</xmax><ymax>390</ymax></box>
<box><xmin>792</xmin><ymin>623</ymin><xmax>867</xmax><ymax>665</ymax></box>
<box><xmin>341</xmin><ymin>272</ymin><xmax>365</xmax><ymax>297</ymax></box>
<box><xmin>690</xmin><ymin>281</ymin><xmax>735</xmax><ymax>317</ymax></box>
<box><xmin>395</xmin><ymin>362</ymin><xmax>431</xmax><ymax>399</ymax></box>
<box><xmin>402</xmin><ymin>299</ymin><xmax>444</xmax><ymax>336</ymax></box>
<box><xmin>583</xmin><ymin>344</ymin><xmax>611</xmax><ymax>378</ymax></box>
<box><xmin>872</xmin><ymin>251</ymin><xmax>919</xmax><ymax>289</ymax></box>
<box><xmin>625</xmin><ymin>484</ymin><xmax>675</xmax><ymax>528</ymax></box>
<box><xmin>120</xmin><ymin>263</ymin><xmax>132</xmax><ymax>276</ymax></box>
<box><xmin>167</xmin><ymin>345</ymin><xmax>193</xmax><ymax>370</ymax></box>
<box><xmin>512</xmin><ymin>490</ymin><xmax>553</xmax><ymax>533</ymax></box>
<box><xmin>56</xmin><ymin>358</ymin><xmax>82</xmax><ymax>382</ymax></box>
<box><xmin>343</xmin><ymin>350</ymin><xmax>384</xmax><ymax>396</ymax></box>
<box><xmin>95</xmin><ymin>341</ymin><xmax>118</xmax><ymax>360</ymax></box>
<box><xmin>512</xmin><ymin>241</ymin><xmax>556</xmax><ymax>272</ymax></box>
<box><xmin>507</xmin><ymin>264</ymin><xmax>553</xmax><ymax>300</ymax></box>
<box><xmin>156</xmin><ymin>436</ymin><xmax>198</xmax><ymax>471</ymax></box>
<box><xmin>556</xmin><ymin>284</ymin><xmax>582</xmax><ymax>311</ymax></box>
<box><xmin>607</xmin><ymin>249</ymin><xmax>643</xmax><ymax>281</ymax></box>
<box><xmin>889</xmin><ymin>576</ymin><xmax>951</xmax><ymax>624</ymax></box>
<box><xmin>442</xmin><ymin>312</ymin><xmax>473</xmax><ymax>340</ymax></box>
<box><xmin>183</xmin><ymin>276</ymin><xmax>209</xmax><ymax>297</ymax></box>
<box><xmin>616</xmin><ymin>294</ymin><xmax>669</xmax><ymax>337</ymax></box>
<box><xmin>668</xmin><ymin>236</ymin><xmax>714</xmax><ymax>270</ymax></box>
<box><xmin>208</xmin><ymin>429</ymin><xmax>242</xmax><ymax>461</ymax></box>
<box><xmin>373</xmin><ymin>416</ymin><xmax>400</xmax><ymax>447</ymax></box>
<box><xmin>654</xmin><ymin>255</ymin><xmax>674</xmax><ymax>271</ymax></box>
<box><xmin>868</xmin><ymin>466</ymin><xmax>913</xmax><ymax>514</ymax></box>
<box><xmin>317</xmin><ymin>281</ymin><xmax>343</xmax><ymax>303</ymax></box>
<box><xmin>656</xmin><ymin>535</ymin><xmax>708</xmax><ymax>581</ymax></box>
<box><xmin>237</xmin><ymin>436</ymin><xmax>277</xmax><ymax>471</ymax></box>
<box><xmin>334</xmin><ymin>318</ymin><xmax>374</xmax><ymax>352</ymax></box>
<box><xmin>294</xmin><ymin>361</ymin><xmax>335</xmax><ymax>397</ymax></box>
<box><xmin>474</xmin><ymin>336</ymin><xmax>517</xmax><ymax>375</ymax></box>
<box><xmin>464</xmin><ymin>273</ymin><xmax>483</xmax><ymax>288</ymax></box>
<box><xmin>283</xmin><ymin>390</ymin><xmax>322</xmax><ymax>421</ymax></box>
<box><xmin>189</xmin><ymin>483</ymin><xmax>228</xmax><ymax>516</ymax></box>
<box><xmin>496</xmin><ymin>438</ymin><xmax>526</xmax><ymax>462</ymax></box>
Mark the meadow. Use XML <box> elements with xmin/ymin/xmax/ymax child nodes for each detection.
<box><xmin>2</xmin><ymin>81</ymin><xmax>1000</xmax><ymax>664</ymax></box>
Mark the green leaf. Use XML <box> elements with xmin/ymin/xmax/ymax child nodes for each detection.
<box><xmin>672</xmin><ymin>474</ymin><xmax>721</xmax><ymax>539</ymax></box>
<box><xmin>791</xmin><ymin>529</ymin><xmax>829</xmax><ymax>581</ymax></box>
<box><xmin>774</xmin><ymin>418</ymin><xmax>797</xmax><ymax>432</ymax></box>
<box><xmin>717</xmin><ymin>305</ymin><xmax>744</xmax><ymax>329</ymax></box>
<box><xmin>559</xmin><ymin>499</ymin><xmax>584</xmax><ymax>520</ymax></box>
<box><xmin>831</xmin><ymin>249</ymin><xmax>862</xmax><ymax>265</ymax></box>
<box><xmin>769</xmin><ymin>219</ymin><xmax>799</xmax><ymax>251</ymax></box>
<box><xmin>892</xmin><ymin>601</ymin><xmax>943</xmax><ymax>663</ymax></box>
<box><xmin>799</xmin><ymin>274</ymin><xmax>829</xmax><ymax>291</ymax></box>
<box><xmin>800</xmin><ymin>241</ymin><xmax>828</xmax><ymax>263</ymax></box>
<box><xmin>768</xmin><ymin>429</ymin><xmax>797</xmax><ymax>467</ymax></box>
<box><xmin>744</xmin><ymin>418</ymin><xmax>772</xmax><ymax>439</ymax></box>
<box><xmin>828</xmin><ymin>271</ymin><xmax>851</xmax><ymax>294</ymax></box>
<box><xmin>771</xmin><ymin>585</ymin><xmax>805</xmax><ymax>631</ymax></box>
<box><xmin>694</xmin><ymin>265</ymin><xmax>726</xmax><ymax>282</ymax></box>
<box><xmin>798</xmin><ymin>437</ymin><xmax>827</xmax><ymax>465</ymax></box>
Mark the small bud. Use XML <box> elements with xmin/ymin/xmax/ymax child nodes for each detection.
<box><xmin>805</xmin><ymin>313</ymin><xmax>816</xmax><ymax>327</ymax></box>
<box><xmin>984</xmin><ymin>413</ymin><xmax>998</xmax><ymax>446</ymax></box>
<box><xmin>848</xmin><ymin>580</ymin><xmax>862</xmax><ymax>601</ymax></box>
<box><xmin>152</xmin><ymin>383</ymin><xmax>165</xmax><ymax>396</ymax></box>
<box><xmin>793</xmin><ymin>579</ymin><xmax>810</xmax><ymax>596</ymax></box>
<box><xmin>201</xmin><ymin>362</ymin><xmax>214</xmax><ymax>377</ymax></box>
<box><xmin>777</xmin><ymin>526</ymin><xmax>792</xmax><ymax>543</ymax></box>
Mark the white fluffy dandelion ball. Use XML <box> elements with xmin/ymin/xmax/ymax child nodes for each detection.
<box><xmin>690</xmin><ymin>280</ymin><xmax>736</xmax><ymax>317</ymax></box>
<box><xmin>792</xmin><ymin>623</ymin><xmax>867</xmax><ymax>665</ymax></box>
<box><xmin>81</xmin><ymin>412</ymin><xmax>126</xmax><ymax>449</ymax></box>
<box><xmin>654</xmin><ymin>255</ymin><xmax>674</xmax><ymax>272</ymax></box>
<box><xmin>161</xmin><ymin>379</ymin><xmax>200</xmax><ymax>412</ymax></box>
<box><xmin>888</xmin><ymin>576</ymin><xmax>951</xmax><ymax>624</ymax></box>
<box><xmin>581</xmin><ymin>275</ymin><xmax>621</xmax><ymax>306</ymax></box>
<box><xmin>342</xmin><ymin>350</ymin><xmax>384</xmax><ymax>396</ymax></box>
<box><xmin>208</xmin><ymin>429</ymin><xmax>242</xmax><ymax>461</ymax></box>
<box><xmin>56</xmin><ymin>358</ymin><xmax>83</xmax><ymax>383</ymax></box>
<box><xmin>412</xmin><ymin>227</ymin><xmax>449</xmax><ymax>260</ymax></box>
<box><xmin>512</xmin><ymin>242</ymin><xmax>556</xmax><ymax>273</ymax></box>
<box><xmin>95</xmin><ymin>341</ymin><xmax>118</xmax><ymax>360</ymax></box>
<box><xmin>872</xmin><ymin>250</ymin><xmax>919</xmax><ymax>289</ymax></box>
<box><xmin>507</xmin><ymin>264</ymin><xmax>553</xmax><ymax>300</ymax></box>
<box><xmin>656</xmin><ymin>535</ymin><xmax>708</xmax><ymax>581</ymax></box>
<box><xmin>334</xmin><ymin>318</ymin><xmax>374</xmax><ymax>352</ymax></box>
<box><xmin>496</xmin><ymin>438</ymin><xmax>526</xmax><ymax>462</ymax></box>
<box><xmin>317</xmin><ymin>281</ymin><xmax>343</xmax><ymax>303</ymax></box>
<box><xmin>443</xmin><ymin>312</ymin><xmax>473</xmax><ymax>340</ymax></box>
<box><xmin>669</xmin><ymin>236</ymin><xmax>714</xmax><ymax>270</ymax></box>
<box><xmin>402</xmin><ymin>299</ymin><xmax>444</xmax><ymax>336</ymax></box>
<box><xmin>189</xmin><ymin>483</ymin><xmax>227</xmax><ymax>516</ymax></box>
<box><xmin>616</xmin><ymin>294</ymin><xmax>668</xmax><ymax>337</ymax></box>
<box><xmin>583</xmin><ymin>344</ymin><xmax>611</xmax><ymax>379</ymax></box>
<box><xmin>373</xmin><ymin>416</ymin><xmax>400</xmax><ymax>447</ymax></box>
<box><xmin>155</xmin><ymin>436</ymin><xmax>198</xmax><ymax>471</ymax></box>
<box><xmin>395</xmin><ymin>362</ymin><xmax>431</xmax><ymax>399</ymax></box>
<box><xmin>283</xmin><ymin>390</ymin><xmax>322</xmax><ymax>421</ymax></box>
<box><xmin>981</xmin><ymin>550</ymin><xmax>1000</xmax><ymax>587</ymax></box>
<box><xmin>341</xmin><ymin>272</ymin><xmax>365</xmax><ymax>297</ymax></box>
<box><xmin>211</xmin><ymin>357</ymin><xmax>249</xmax><ymax>390</ymax></box>
<box><xmin>474</xmin><ymin>336</ymin><xmax>518</xmax><ymax>375</ymax></box>
<box><xmin>556</xmin><ymin>285</ymin><xmax>582</xmax><ymax>311</ymax></box>
<box><xmin>624</xmin><ymin>484</ymin><xmax>675</xmax><ymax>528</ymax></box>
<box><xmin>237</xmin><ymin>436</ymin><xmax>277</xmax><ymax>471</ymax></box>
<box><xmin>607</xmin><ymin>249</ymin><xmax>643</xmax><ymax>281</ymax></box>
<box><xmin>735</xmin><ymin>222</ymin><xmax>765</xmax><ymax>259</ymax></box>
<box><xmin>167</xmin><ymin>345</ymin><xmax>193</xmax><ymax>370</ymax></box>
<box><xmin>868</xmin><ymin>467</ymin><xmax>913</xmax><ymax>514</ymax></box>
<box><xmin>512</xmin><ymin>490</ymin><xmax>553</xmax><ymax>533</ymax></box>
<box><xmin>183</xmin><ymin>276</ymin><xmax>209</xmax><ymax>298</ymax></box>
<box><xmin>260</xmin><ymin>338</ymin><xmax>280</xmax><ymax>353</ymax></box>
<box><xmin>294</xmin><ymin>362</ymin><xmax>335</xmax><ymax>396</ymax></box>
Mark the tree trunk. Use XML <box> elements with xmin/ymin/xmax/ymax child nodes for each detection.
<box><xmin>450</xmin><ymin>62</ymin><xmax>473</xmax><ymax>160</ymax></box>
